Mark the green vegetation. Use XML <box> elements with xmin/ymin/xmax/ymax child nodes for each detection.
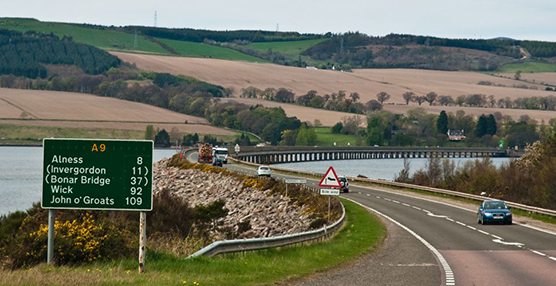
<box><xmin>315</xmin><ymin>127</ymin><xmax>358</xmax><ymax>146</ymax></box>
<box><xmin>159</xmin><ymin>38</ymin><xmax>265</xmax><ymax>62</ymax></box>
<box><xmin>0</xmin><ymin>18</ymin><xmax>169</xmax><ymax>54</ymax></box>
<box><xmin>0</xmin><ymin>199</ymin><xmax>384</xmax><ymax>286</ymax></box>
<box><xmin>246</xmin><ymin>39</ymin><xmax>327</xmax><ymax>58</ymax></box>
<box><xmin>0</xmin><ymin>124</ymin><xmax>144</xmax><ymax>144</ymax></box>
<box><xmin>0</xmin><ymin>29</ymin><xmax>120</xmax><ymax>78</ymax></box>
<box><xmin>496</xmin><ymin>61</ymin><xmax>556</xmax><ymax>73</ymax></box>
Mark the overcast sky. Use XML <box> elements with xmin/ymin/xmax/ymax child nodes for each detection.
<box><xmin>3</xmin><ymin>0</ymin><xmax>556</xmax><ymax>41</ymax></box>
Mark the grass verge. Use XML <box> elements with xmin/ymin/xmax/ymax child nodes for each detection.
<box><xmin>314</xmin><ymin>127</ymin><xmax>359</xmax><ymax>147</ymax></box>
<box><xmin>0</xmin><ymin>199</ymin><xmax>385</xmax><ymax>286</ymax></box>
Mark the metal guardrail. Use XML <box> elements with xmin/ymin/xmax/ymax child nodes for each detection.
<box><xmin>188</xmin><ymin>202</ymin><xmax>345</xmax><ymax>258</ymax></box>
<box><xmin>230</xmin><ymin>157</ymin><xmax>556</xmax><ymax>218</ymax></box>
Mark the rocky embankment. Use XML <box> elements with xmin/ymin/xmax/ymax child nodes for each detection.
<box><xmin>153</xmin><ymin>159</ymin><xmax>312</xmax><ymax>239</ymax></box>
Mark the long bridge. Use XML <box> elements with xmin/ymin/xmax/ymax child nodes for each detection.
<box><xmin>231</xmin><ymin>146</ymin><xmax>518</xmax><ymax>165</ymax></box>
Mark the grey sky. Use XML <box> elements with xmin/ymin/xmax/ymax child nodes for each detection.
<box><xmin>3</xmin><ymin>0</ymin><xmax>555</xmax><ymax>41</ymax></box>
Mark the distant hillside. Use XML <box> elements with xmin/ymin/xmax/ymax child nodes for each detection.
<box><xmin>2</xmin><ymin>18</ymin><xmax>556</xmax><ymax>72</ymax></box>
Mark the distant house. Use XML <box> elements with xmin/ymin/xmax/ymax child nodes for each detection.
<box><xmin>447</xmin><ymin>129</ymin><xmax>466</xmax><ymax>141</ymax></box>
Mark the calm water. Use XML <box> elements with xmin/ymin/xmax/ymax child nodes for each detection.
<box><xmin>278</xmin><ymin>157</ymin><xmax>512</xmax><ymax>181</ymax></box>
<box><xmin>0</xmin><ymin>147</ymin><xmax>178</xmax><ymax>216</ymax></box>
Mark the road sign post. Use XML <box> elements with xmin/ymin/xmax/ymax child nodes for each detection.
<box><xmin>42</xmin><ymin>138</ymin><xmax>153</xmax><ymax>271</ymax></box>
<box><xmin>318</xmin><ymin>167</ymin><xmax>341</xmax><ymax>223</ymax></box>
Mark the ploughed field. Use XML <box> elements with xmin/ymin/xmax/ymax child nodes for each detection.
<box><xmin>112</xmin><ymin>52</ymin><xmax>556</xmax><ymax>124</ymax></box>
<box><xmin>0</xmin><ymin>88</ymin><xmax>235</xmax><ymax>137</ymax></box>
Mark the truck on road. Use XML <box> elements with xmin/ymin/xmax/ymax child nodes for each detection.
<box><xmin>213</xmin><ymin>147</ymin><xmax>229</xmax><ymax>164</ymax></box>
<box><xmin>198</xmin><ymin>143</ymin><xmax>213</xmax><ymax>163</ymax></box>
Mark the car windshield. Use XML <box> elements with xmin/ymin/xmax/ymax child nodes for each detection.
<box><xmin>260</xmin><ymin>167</ymin><xmax>269</xmax><ymax>171</ymax></box>
<box><xmin>484</xmin><ymin>201</ymin><xmax>507</xmax><ymax>209</ymax></box>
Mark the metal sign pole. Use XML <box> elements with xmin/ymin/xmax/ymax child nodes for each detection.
<box><xmin>47</xmin><ymin>209</ymin><xmax>55</xmax><ymax>264</ymax></box>
<box><xmin>328</xmin><ymin>196</ymin><xmax>331</xmax><ymax>223</ymax></box>
<box><xmin>139</xmin><ymin>211</ymin><xmax>147</xmax><ymax>273</ymax></box>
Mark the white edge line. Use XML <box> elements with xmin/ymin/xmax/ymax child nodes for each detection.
<box><xmin>344</xmin><ymin>197</ymin><xmax>455</xmax><ymax>286</ymax></box>
<box><xmin>352</xmin><ymin>185</ymin><xmax>556</xmax><ymax>237</ymax></box>
<box><xmin>530</xmin><ymin>250</ymin><xmax>546</xmax><ymax>257</ymax></box>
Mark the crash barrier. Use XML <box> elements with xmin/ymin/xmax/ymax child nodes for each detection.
<box><xmin>229</xmin><ymin>157</ymin><xmax>556</xmax><ymax>218</ymax></box>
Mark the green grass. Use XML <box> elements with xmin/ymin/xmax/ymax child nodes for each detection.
<box><xmin>245</xmin><ymin>39</ymin><xmax>327</xmax><ymax>59</ymax></box>
<box><xmin>496</xmin><ymin>61</ymin><xmax>556</xmax><ymax>73</ymax></box>
<box><xmin>159</xmin><ymin>38</ymin><xmax>266</xmax><ymax>62</ymax></box>
<box><xmin>0</xmin><ymin>199</ymin><xmax>385</xmax><ymax>286</ymax></box>
<box><xmin>0</xmin><ymin>18</ymin><xmax>169</xmax><ymax>54</ymax></box>
<box><xmin>314</xmin><ymin>127</ymin><xmax>359</xmax><ymax>147</ymax></box>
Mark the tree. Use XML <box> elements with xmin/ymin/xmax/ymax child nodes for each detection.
<box><xmin>414</xmin><ymin>96</ymin><xmax>426</xmax><ymax>106</ymax></box>
<box><xmin>154</xmin><ymin>129</ymin><xmax>171</xmax><ymax>147</ymax></box>
<box><xmin>280</xmin><ymin>129</ymin><xmax>298</xmax><ymax>146</ymax></box>
<box><xmin>145</xmin><ymin>125</ymin><xmax>154</xmax><ymax>140</ymax></box>
<box><xmin>425</xmin><ymin>92</ymin><xmax>438</xmax><ymax>106</ymax></box>
<box><xmin>437</xmin><ymin>110</ymin><xmax>448</xmax><ymax>134</ymax></box>
<box><xmin>275</xmin><ymin>88</ymin><xmax>295</xmax><ymax>103</ymax></box>
<box><xmin>313</xmin><ymin>119</ymin><xmax>322</xmax><ymax>127</ymax></box>
<box><xmin>486</xmin><ymin>114</ymin><xmax>497</xmax><ymax>135</ymax></box>
<box><xmin>341</xmin><ymin>116</ymin><xmax>363</xmax><ymax>135</ymax></box>
<box><xmin>241</xmin><ymin>86</ymin><xmax>260</xmax><ymax>98</ymax></box>
<box><xmin>376</xmin><ymin>92</ymin><xmax>391</xmax><ymax>104</ymax></box>
<box><xmin>438</xmin><ymin>95</ymin><xmax>455</xmax><ymax>106</ymax></box>
<box><xmin>365</xmin><ymin>99</ymin><xmax>383</xmax><ymax>111</ymax></box>
<box><xmin>402</xmin><ymin>91</ymin><xmax>415</xmax><ymax>105</ymax></box>
<box><xmin>331</xmin><ymin>122</ymin><xmax>343</xmax><ymax>134</ymax></box>
<box><xmin>514</xmin><ymin>70</ymin><xmax>522</xmax><ymax>80</ymax></box>
<box><xmin>295</xmin><ymin>124</ymin><xmax>317</xmax><ymax>146</ymax></box>
<box><xmin>474</xmin><ymin>115</ymin><xmax>488</xmax><ymax>138</ymax></box>
<box><xmin>349</xmin><ymin>92</ymin><xmax>360</xmax><ymax>102</ymax></box>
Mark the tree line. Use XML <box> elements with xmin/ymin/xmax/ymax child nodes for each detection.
<box><xmin>0</xmin><ymin>29</ymin><xmax>120</xmax><ymax>79</ymax></box>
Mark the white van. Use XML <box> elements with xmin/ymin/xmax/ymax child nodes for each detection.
<box><xmin>212</xmin><ymin>147</ymin><xmax>229</xmax><ymax>164</ymax></box>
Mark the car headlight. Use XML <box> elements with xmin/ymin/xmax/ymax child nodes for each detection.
<box><xmin>484</xmin><ymin>212</ymin><xmax>492</xmax><ymax>216</ymax></box>
<box><xmin>506</xmin><ymin>213</ymin><xmax>512</xmax><ymax>216</ymax></box>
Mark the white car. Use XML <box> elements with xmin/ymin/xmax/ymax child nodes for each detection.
<box><xmin>257</xmin><ymin>166</ymin><xmax>271</xmax><ymax>177</ymax></box>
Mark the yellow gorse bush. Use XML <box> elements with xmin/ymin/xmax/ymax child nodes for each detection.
<box><xmin>28</xmin><ymin>213</ymin><xmax>106</xmax><ymax>263</ymax></box>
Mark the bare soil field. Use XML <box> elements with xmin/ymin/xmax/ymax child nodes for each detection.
<box><xmin>0</xmin><ymin>98</ymin><xmax>25</xmax><ymax>118</ymax></box>
<box><xmin>0</xmin><ymin>88</ymin><xmax>206</xmax><ymax>123</ymax></box>
<box><xmin>113</xmin><ymin>52</ymin><xmax>556</xmax><ymax>123</ymax></box>
<box><xmin>500</xmin><ymin>72</ymin><xmax>556</xmax><ymax>86</ymax></box>
<box><xmin>221</xmin><ymin>97</ymin><xmax>367</xmax><ymax>127</ymax></box>
<box><xmin>112</xmin><ymin>52</ymin><xmax>549</xmax><ymax>104</ymax></box>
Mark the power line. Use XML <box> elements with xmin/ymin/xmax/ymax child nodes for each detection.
<box><xmin>154</xmin><ymin>11</ymin><xmax>157</xmax><ymax>27</ymax></box>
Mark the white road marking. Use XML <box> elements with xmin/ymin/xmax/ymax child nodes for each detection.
<box><xmin>402</xmin><ymin>203</ymin><xmax>411</xmax><ymax>207</ymax></box>
<box><xmin>477</xmin><ymin>230</ymin><xmax>490</xmax><ymax>235</ymax></box>
<box><xmin>366</xmin><ymin>194</ymin><xmax>371</xmax><ymax>196</ymax></box>
<box><xmin>548</xmin><ymin>257</ymin><xmax>556</xmax><ymax>262</ymax></box>
<box><xmin>467</xmin><ymin>226</ymin><xmax>477</xmax><ymax>230</ymax></box>
<box><xmin>530</xmin><ymin>250</ymin><xmax>547</xmax><ymax>257</ymax></box>
<box><xmin>427</xmin><ymin>212</ymin><xmax>448</xmax><ymax>218</ymax></box>
<box><xmin>492</xmin><ymin>239</ymin><xmax>524</xmax><ymax>247</ymax></box>
<box><xmin>446</xmin><ymin>218</ymin><xmax>455</xmax><ymax>222</ymax></box>
<box><xmin>491</xmin><ymin>234</ymin><xmax>503</xmax><ymax>240</ymax></box>
<box><xmin>344</xmin><ymin>197</ymin><xmax>456</xmax><ymax>286</ymax></box>
<box><xmin>376</xmin><ymin>196</ymin><xmax>381</xmax><ymax>199</ymax></box>
<box><xmin>422</xmin><ymin>209</ymin><xmax>430</xmax><ymax>213</ymax></box>
<box><xmin>456</xmin><ymin>221</ymin><xmax>467</xmax><ymax>227</ymax></box>
<box><xmin>412</xmin><ymin>206</ymin><xmax>422</xmax><ymax>210</ymax></box>
<box><xmin>392</xmin><ymin>200</ymin><xmax>400</xmax><ymax>204</ymax></box>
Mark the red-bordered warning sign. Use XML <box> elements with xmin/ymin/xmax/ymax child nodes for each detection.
<box><xmin>318</xmin><ymin>166</ymin><xmax>341</xmax><ymax>188</ymax></box>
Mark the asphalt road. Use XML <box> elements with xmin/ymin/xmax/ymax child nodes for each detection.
<box><xmin>187</xmin><ymin>153</ymin><xmax>556</xmax><ymax>286</ymax></box>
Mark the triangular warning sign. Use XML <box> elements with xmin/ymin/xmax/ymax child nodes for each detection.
<box><xmin>319</xmin><ymin>166</ymin><xmax>341</xmax><ymax>188</ymax></box>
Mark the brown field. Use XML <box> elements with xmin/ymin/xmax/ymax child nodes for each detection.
<box><xmin>500</xmin><ymin>72</ymin><xmax>556</xmax><ymax>86</ymax></box>
<box><xmin>222</xmin><ymin>97</ymin><xmax>367</xmax><ymax>127</ymax></box>
<box><xmin>0</xmin><ymin>88</ymin><xmax>237</xmax><ymax>137</ymax></box>
<box><xmin>112</xmin><ymin>52</ymin><xmax>556</xmax><ymax>124</ymax></box>
<box><xmin>112</xmin><ymin>52</ymin><xmax>549</xmax><ymax>103</ymax></box>
<box><xmin>0</xmin><ymin>88</ymin><xmax>206</xmax><ymax>123</ymax></box>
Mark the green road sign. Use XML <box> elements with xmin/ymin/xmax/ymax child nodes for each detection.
<box><xmin>42</xmin><ymin>138</ymin><xmax>153</xmax><ymax>211</ymax></box>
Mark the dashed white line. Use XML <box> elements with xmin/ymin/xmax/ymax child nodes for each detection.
<box><xmin>366</xmin><ymin>194</ymin><xmax>371</xmax><ymax>196</ymax></box>
<box><xmin>446</xmin><ymin>218</ymin><xmax>455</xmax><ymax>222</ymax></box>
<box><xmin>402</xmin><ymin>203</ymin><xmax>411</xmax><ymax>207</ymax></box>
<box><xmin>467</xmin><ymin>226</ymin><xmax>477</xmax><ymax>231</ymax></box>
<box><xmin>491</xmin><ymin>234</ymin><xmax>503</xmax><ymax>240</ymax></box>
<box><xmin>530</xmin><ymin>250</ymin><xmax>547</xmax><ymax>257</ymax></box>
<box><xmin>456</xmin><ymin>221</ymin><xmax>467</xmax><ymax>227</ymax></box>
<box><xmin>412</xmin><ymin>206</ymin><xmax>422</xmax><ymax>210</ymax></box>
<box><xmin>422</xmin><ymin>209</ymin><xmax>430</xmax><ymax>213</ymax></box>
<box><xmin>549</xmin><ymin>257</ymin><xmax>556</xmax><ymax>262</ymax></box>
<box><xmin>477</xmin><ymin>230</ymin><xmax>490</xmax><ymax>235</ymax></box>
<box><xmin>392</xmin><ymin>200</ymin><xmax>400</xmax><ymax>204</ymax></box>
<box><xmin>376</xmin><ymin>196</ymin><xmax>381</xmax><ymax>199</ymax></box>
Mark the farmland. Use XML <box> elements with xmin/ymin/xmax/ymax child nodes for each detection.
<box><xmin>159</xmin><ymin>38</ymin><xmax>265</xmax><ymax>62</ymax></box>
<box><xmin>245</xmin><ymin>38</ymin><xmax>327</xmax><ymax>58</ymax></box>
<box><xmin>0</xmin><ymin>88</ymin><xmax>236</xmax><ymax>144</ymax></box>
<box><xmin>113</xmin><ymin>52</ymin><xmax>556</xmax><ymax>124</ymax></box>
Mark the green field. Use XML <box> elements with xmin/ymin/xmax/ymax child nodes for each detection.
<box><xmin>0</xmin><ymin>199</ymin><xmax>385</xmax><ymax>286</ymax></box>
<box><xmin>245</xmin><ymin>39</ymin><xmax>327</xmax><ymax>59</ymax></box>
<box><xmin>314</xmin><ymin>127</ymin><xmax>360</xmax><ymax>147</ymax></box>
<box><xmin>159</xmin><ymin>38</ymin><xmax>265</xmax><ymax>62</ymax></box>
<box><xmin>497</xmin><ymin>61</ymin><xmax>556</xmax><ymax>73</ymax></box>
<box><xmin>0</xmin><ymin>18</ymin><xmax>169</xmax><ymax>54</ymax></box>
